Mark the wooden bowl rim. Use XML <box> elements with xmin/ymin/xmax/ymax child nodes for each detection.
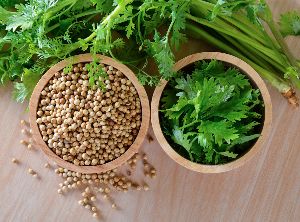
<box><xmin>29</xmin><ymin>53</ymin><xmax>150</xmax><ymax>174</ymax></box>
<box><xmin>151</xmin><ymin>52</ymin><xmax>272</xmax><ymax>173</ymax></box>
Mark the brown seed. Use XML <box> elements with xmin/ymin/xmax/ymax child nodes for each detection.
<box><xmin>147</xmin><ymin>134</ymin><xmax>154</xmax><ymax>143</ymax></box>
<box><xmin>20</xmin><ymin>120</ymin><xmax>27</xmax><ymax>125</ymax></box>
<box><xmin>20</xmin><ymin>140</ymin><xmax>28</xmax><ymax>145</ymax></box>
<box><xmin>11</xmin><ymin>158</ymin><xmax>18</xmax><ymax>164</ymax></box>
<box><xmin>92</xmin><ymin>213</ymin><xmax>98</xmax><ymax>218</ymax></box>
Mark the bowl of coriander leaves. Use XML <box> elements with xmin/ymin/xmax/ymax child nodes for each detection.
<box><xmin>151</xmin><ymin>52</ymin><xmax>272</xmax><ymax>173</ymax></box>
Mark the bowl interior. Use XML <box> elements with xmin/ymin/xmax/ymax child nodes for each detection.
<box><xmin>160</xmin><ymin>60</ymin><xmax>265</xmax><ymax>161</ymax></box>
<box><xmin>151</xmin><ymin>52</ymin><xmax>272</xmax><ymax>173</ymax></box>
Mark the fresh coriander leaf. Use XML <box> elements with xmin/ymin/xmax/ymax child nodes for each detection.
<box><xmin>126</xmin><ymin>19</ymin><xmax>135</xmax><ymax>39</ymax></box>
<box><xmin>172</xmin><ymin>125</ymin><xmax>197</xmax><ymax>161</ymax></box>
<box><xmin>217</xmin><ymin>151</ymin><xmax>238</xmax><ymax>158</ymax></box>
<box><xmin>198</xmin><ymin>120</ymin><xmax>239</xmax><ymax>146</ymax></box>
<box><xmin>0</xmin><ymin>6</ymin><xmax>14</xmax><ymax>23</ymax></box>
<box><xmin>90</xmin><ymin>0</ymin><xmax>114</xmax><ymax>13</ymax></box>
<box><xmin>280</xmin><ymin>11</ymin><xmax>300</xmax><ymax>37</ymax></box>
<box><xmin>13</xmin><ymin>82</ymin><xmax>27</xmax><ymax>103</ymax></box>
<box><xmin>145</xmin><ymin>31</ymin><xmax>175</xmax><ymax>80</ymax></box>
<box><xmin>22</xmin><ymin>67</ymin><xmax>43</xmax><ymax>98</ymax></box>
<box><xmin>170</xmin><ymin>1</ymin><xmax>190</xmax><ymax>49</ymax></box>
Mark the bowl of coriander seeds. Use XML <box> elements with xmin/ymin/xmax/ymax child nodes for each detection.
<box><xmin>29</xmin><ymin>54</ymin><xmax>150</xmax><ymax>174</ymax></box>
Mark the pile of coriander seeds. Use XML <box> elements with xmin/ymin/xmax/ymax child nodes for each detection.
<box><xmin>36</xmin><ymin>62</ymin><xmax>142</xmax><ymax>166</ymax></box>
<box><xmin>17</xmin><ymin>119</ymin><xmax>156</xmax><ymax>219</ymax></box>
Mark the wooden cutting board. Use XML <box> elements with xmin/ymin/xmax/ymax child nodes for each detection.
<box><xmin>0</xmin><ymin>0</ymin><xmax>299</xmax><ymax>221</ymax></box>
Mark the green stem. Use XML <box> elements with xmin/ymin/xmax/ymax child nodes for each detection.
<box><xmin>186</xmin><ymin>23</ymin><xmax>291</xmax><ymax>93</ymax></box>
<box><xmin>179</xmin><ymin>120</ymin><xmax>201</xmax><ymax>130</ymax></box>
<box><xmin>63</xmin><ymin>0</ymin><xmax>132</xmax><ymax>55</ymax></box>
<box><xmin>219</xmin><ymin>33</ymin><xmax>275</xmax><ymax>72</ymax></box>
<box><xmin>187</xmin><ymin>14</ymin><xmax>286</xmax><ymax>67</ymax></box>
<box><xmin>43</xmin><ymin>0</ymin><xmax>77</xmax><ymax>24</ymax></box>
<box><xmin>49</xmin><ymin>2</ymin><xmax>77</xmax><ymax>22</ymax></box>
<box><xmin>46</xmin><ymin>9</ymin><xmax>103</xmax><ymax>33</ymax></box>
<box><xmin>191</xmin><ymin>0</ymin><xmax>266</xmax><ymax>46</ymax></box>
<box><xmin>266</xmin><ymin>20</ymin><xmax>300</xmax><ymax>89</ymax></box>
<box><xmin>137</xmin><ymin>12</ymin><xmax>143</xmax><ymax>43</ymax></box>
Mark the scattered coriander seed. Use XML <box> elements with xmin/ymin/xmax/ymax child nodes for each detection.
<box><xmin>143</xmin><ymin>184</ymin><xmax>149</xmax><ymax>191</ymax></box>
<box><xmin>147</xmin><ymin>134</ymin><xmax>154</xmax><ymax>143</ymax></box>
<box><xmin>85</xmin><ymin>187</ymin><xmax>91</xmax><ymax>193</ymax></box>
<box><xmin>27</xmin><ymin>144</ymin><xmax>33</xmax><ymax>150</ymax></box>
<box><xmin>51</xmin><ymin>152</ymin><xmax>156</xmax><ymax>219</ymax></box>
<box><xmin>20</xmin><ymin>120</ymin><xmax>26</xmax><ymax>125</ymax></box>
<box><xmin>11</xmin><ymin>158</ymin><xmax>18</xmax><ymax>164</ymax></box>
<box><xmin>92</xmin><ymin>213</ymin><xmax>98</xmax><ymax>218</ymax></box>
<box><xmin>82</xmin><ymin>192</ymin><xmax>88</xmax><ymax>197</ymax></box>
<box><xmin>62</xmin><ymin>186</ymin><xmax>67</xmax><ymax>192</ymax></box>
<box><xmin>28</xmin><ymin>168</ymin><xmax>35</xmax><ymax>175</ymax></box>
<box><xmin>57</xmin><ymin>189</ymin><xmax>63</xmax><ymax>194</ymax></box>
<box><xmin>44</xmin><ymin>163</ymin><xmax>50</xmax><ymax>168</ymax></box>
<box><xmin>20</xmin><ymin>140</ymin><xmax>28</xmax><ymax>145</ymax></box>
<box><xmin>78</xmin><ymin>200</ymin><xmax>84</xmax><ymax>206</ymax></box>
<box><xmin>142</xmin><ymin>154</ymin><xmax>147</xmax><ymax>160</ymax></box>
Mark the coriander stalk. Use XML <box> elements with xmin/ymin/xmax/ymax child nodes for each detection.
<box><xmin>45</xmin><ymin>9</ymin><xmax>103</xmax><ymax>33</ymax></box>
<box><xmin>186</xmin><ymin>23</ymin><xmax>296</xmax><ymax>102</ymax></box>
<box><xmin>187</xmin><ymin>14</ymin><xmax>287</xmax><ymax>68</ymax></box>
<box><xmin>51</xmin><ymin>0</ymin><xmax>132</xmax><ymax>57</ymax></box>
<box><xmin>264</xmin><ymin>18</ymin><xmax>300</xmax><ymax>89</ymax></box>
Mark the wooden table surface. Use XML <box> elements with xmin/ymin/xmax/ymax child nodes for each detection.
<box><xmin>0</xmin><ymin>1</ymin><xmax>299</xmax><ymax>221</ymax></box>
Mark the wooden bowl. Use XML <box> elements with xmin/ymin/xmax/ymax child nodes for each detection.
<box><xmin>151</xmin><ymin>52</ymin><xmax>272</xmax><ymax>173</ymax></box>
<box><xmin>29</xmin><ymin>54</ymin><xmax>150</xmax><ymax>174</ymax></box>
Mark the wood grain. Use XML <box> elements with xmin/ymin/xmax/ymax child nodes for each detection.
<box><xmin>29</xmin><ymin>54</ymin><xmax>150</xmax><ymax>174</ymax></box>
<box><xmin>0</xmin><ymin>0</ymin><xmax>299</xmax><ymax>221</ymax></box>
<box><xmin>151</xmin><ymin>52</ymin><xmax>272</xmax><ymax>173</ymax></box>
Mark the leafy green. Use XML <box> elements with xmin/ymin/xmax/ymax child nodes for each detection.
<box><xmin>280</xmin><ymin>11</ymin><xmax>300</xmax><ymax>37</ymax></box>
<box><xmin>160</xmin><ymin>60</ymin><xmax>263</xmax><ymax>164</ymax></box>
<box><xmin>1</xmin><ymin>0</ymin><xmax>299</xmax><ymax>106</ymax></box>
<box><xmin>187</xmin><ymin>0</ymin><xmax>300</xmax><ymax>100</ymax></box>
<box><xmin>0</xmin><ymin>0</ymin><xmax>192</xmax><ymax>102</ymax></box>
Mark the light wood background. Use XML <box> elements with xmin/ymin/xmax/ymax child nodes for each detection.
<box><xmin>0</xmin><ymin>1</ymin><xmax>299</xmax><ymax>221</ymax></box>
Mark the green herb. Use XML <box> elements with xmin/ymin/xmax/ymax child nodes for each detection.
<box><xmin>280</xmin><ymin>11</ymin><xmax>300</xmax><ymax>37</ymax></box>
<box><xmin>185</xmin><ymin>0</ymin><xmax>300</xmax><ymax>105</ymax></box>
<box><xmin>0</xmin><ymin>0</ymin><xmax>299</xmax><ymax>106</ymax></box>
<box><xmin>160</xmin><ymin>60</ymin><xmax>263</xmax><ymax>164</ymax></box>
<box><xmin>0</xmin><ymin>0</ymin><xmax>188</xmax><ymax>102</ymax></box>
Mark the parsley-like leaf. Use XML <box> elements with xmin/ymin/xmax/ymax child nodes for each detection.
<box><xmin>160</xmin><ymin>60</ymin><xmax>263</xmax><ymax>164</ymax></box>
<box><xmin>280</xmin><ymin>11</ymin><xmax>300</xmax><ymax>37</ymax></box>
